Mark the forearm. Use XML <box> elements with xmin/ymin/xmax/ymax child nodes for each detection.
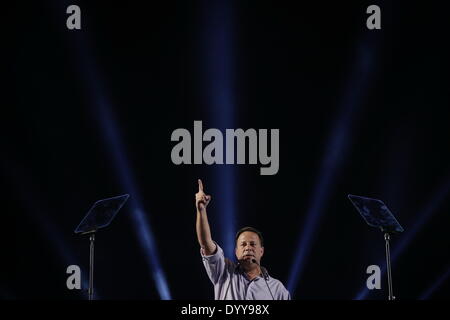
<box><xmin>196</xmin><ymin>209</ymin><xmax>216</xmax><ymax>255</ymax></box>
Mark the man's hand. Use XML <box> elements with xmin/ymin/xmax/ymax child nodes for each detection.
<box><xmin>195</xmin><ymin>179</ymin><xmax>211</xmax><ymax>212</ymax></box>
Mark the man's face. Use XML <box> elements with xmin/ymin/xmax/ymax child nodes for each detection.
<box><xmin>235</xmin><ymin>231</ymin><xmax>264</xmax><ymax>265</ymax></box>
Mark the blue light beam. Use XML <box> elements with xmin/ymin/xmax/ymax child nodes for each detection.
<box><xmin>0</xmin><ymin>158</ymin><xmax>92</xmax><ymax>298</ymax></box>
<box><xmin>50</xmin><ymin>3</ymin><xmax>172</xmax><ymax>298</ymax></box>
<box><xmin>419</xmin><ymin>265</ymin><xmax>450</xmax><ymax>300</ymax></box>
<box><xmin>288</xmin><ymin>38</ymin><xmax>379</xmax><ymax>295</ymax></box>
<box><xmin>200</xmin><ymin>0</ymin><xmax>236</xmax><ymax>258</ymax></box>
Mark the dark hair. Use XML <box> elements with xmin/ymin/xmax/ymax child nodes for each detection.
<box><xmin>235</xmin><ymin>227</ymin><xmax>264</xmax><ymax>247</ymax></box>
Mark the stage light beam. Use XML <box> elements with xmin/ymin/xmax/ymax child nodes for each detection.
<box><xmin>288</xmin><ymin>38</ymin><xmax>379</xmax><ymax>296</ymax></box>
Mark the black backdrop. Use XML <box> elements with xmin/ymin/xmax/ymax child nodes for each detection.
<box><xmin>2</xmin><ymin>0</ymin><xmax>449</xmax><ymax>300</ymax></box>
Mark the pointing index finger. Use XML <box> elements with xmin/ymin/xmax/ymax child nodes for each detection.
<box><xmin>198</xmin><ymin>179</ymin><xmax>204</xmax><ymax>192</ymax></box>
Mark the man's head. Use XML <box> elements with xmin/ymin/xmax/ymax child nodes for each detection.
<box><xmin>235</xmin><ymin>227</ymin><xmax>264</xmax><ymax>266</ymax></box>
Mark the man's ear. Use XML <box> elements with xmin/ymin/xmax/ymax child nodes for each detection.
<box><xmin>260</xmin><ymin>246</ymin><xmax>264</xmax><ymax>257</ymax></box>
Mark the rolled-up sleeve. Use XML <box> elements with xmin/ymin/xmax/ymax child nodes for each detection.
<box><xmin>200</xmin><ymin>243</ymin><xmax>225</xmax><ymax>284</ymax></box>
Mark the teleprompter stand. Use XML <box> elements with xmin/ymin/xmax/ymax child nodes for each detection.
<box><xmin>74</xmin><ymin>194</ymin><xmax>129</xmax><ymax>300</ymax></box>
<box><xmin>348</xmin><ymin>194</ymin><xmax>404</xmax><ymax>300</ymax></box>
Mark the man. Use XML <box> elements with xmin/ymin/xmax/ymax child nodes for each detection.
<box><xmin>195</xmin><ymin>179</ymin><xmax>291</xmax><ymax>300</ymax></box>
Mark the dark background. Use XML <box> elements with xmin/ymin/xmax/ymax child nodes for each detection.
<box><xmin>2</xmin><ymin>0</ymin><xmax>449</xmax><ymax>300</ymax></box>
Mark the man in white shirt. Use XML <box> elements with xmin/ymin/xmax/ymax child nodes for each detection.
<box><xmin>195</xmin><ymin>179</ymin><xmax>291</xmax><ymax>300</ymax></box>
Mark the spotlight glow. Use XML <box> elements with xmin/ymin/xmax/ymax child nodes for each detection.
<box><xmin>288</xmin><ymin>39</ymin><xmax>377</xmax><ymax>296</ymax></box>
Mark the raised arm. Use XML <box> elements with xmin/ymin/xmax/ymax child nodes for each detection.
<box><xmin>195</xmin><ymin>179</ymin><xmax>216</xmax><ymax>255</ymax></box>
